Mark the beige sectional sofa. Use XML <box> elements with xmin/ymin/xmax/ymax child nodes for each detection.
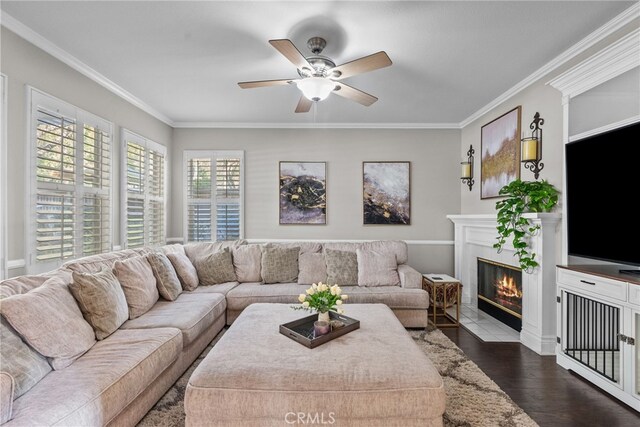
<box><xmin>0</xmin><ymin>240</ymin><xmax>428</xmax><ymax>426</ymax></box>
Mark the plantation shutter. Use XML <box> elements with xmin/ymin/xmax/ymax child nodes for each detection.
<box><xmin>184</xmin><ymin>151</ymin><xmax>243</xmax><ymax>242</ymax></box>
<box><xmin>122</xmin><ymin>130</ymin><xmax>166</xmax><ymax>248</ymax></box>
<box><xmin>30</xmin><ymin>89</ymin><xmax>113</xmax><ymax>272</ymax></box>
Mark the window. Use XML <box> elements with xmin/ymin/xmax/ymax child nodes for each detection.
<box><xmin>122</xmin><ymin>130</ymin><xmax>167</xmax><ymax>248</ymax></box>
<box><xmin>28</xmin><ymin>89</ymin><xmax>113</xmax><ymax>272</ymax></box>
<box><xmin>184</xmin><ymin>151</ymin><xmax>243</xmax><ymax>242</ymax></box>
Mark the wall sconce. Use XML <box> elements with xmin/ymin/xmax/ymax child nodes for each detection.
<box><xmin>460</xmin><ymin>144</ymin><xmax>474</xmax><ymax>191</ymax></box>
<box><xmin>521</xmin><ymin>112</ymin><xmax>544</xmax><ymax>179</ymax></box>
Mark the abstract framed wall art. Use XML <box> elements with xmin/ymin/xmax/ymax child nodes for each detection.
<box><xmin>480</xmin><ymin>106</ymin><xmax>521</xmax><ymax>199</ymax></box>
<box><xmin>363</xmin><ymin>161</ymin><xmax>410</xmax><ymax>225</ymax></box>
<box><xmin>279</xmin><ymin>161</ymin><xmax>326</xmax><ymax>224</ymax></box>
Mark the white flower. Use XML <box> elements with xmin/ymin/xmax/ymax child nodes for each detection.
<box><xmin>306</xmin><ymin>288</ymin><xmax>315</xmax><ymax>295</ymax></box>
<box><xmin>298</xmin><ymin>294</ymin><xmax>306</xmax><ymax>303</ymax></box>
<box><xmin>336</xmin><ymin>300</ymin><xmax>343</xmax><ymax>305</ymax></box>
<box><xmin>330</xmin><ymin>289</ymin><xmax>336</xmax><ymax>296</ymax></box>
<box><xmin>320</xmin><ymin>284</ymin><xmax>328</xmax><ymax>292</ymax></box>
<box><xmin>341</xmin><ymin>294</ymin><xmax>348</xmax><ymax>300</ymax></box>
<box><xmin>335</xmin><ymin>287</ymin><xmax>342</xmax><ymax>296</ymax></box>
<box><xmin>337</xmin><ymin>308</ymin><xmax>344</xmax><ymax>314</ymax></box>
<box><xmin>312</xmin><ymin>283</ymin><xmax>318</xmax><ymax>291</ymax></box>
<box><xmin>302</xmin><ymin>301</ymin><xmax>310</xmax><ymax>308</ymax></box>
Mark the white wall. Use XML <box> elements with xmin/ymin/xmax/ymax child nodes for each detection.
<box><xmin>0</xmin><ymin>27</ymin><xmax>173</xmax><ymax>276</ymax></box>
<box><xmin>171</xmin><ymin>128</ymin><xmax>461</xmax><ymax>274</ymax></box>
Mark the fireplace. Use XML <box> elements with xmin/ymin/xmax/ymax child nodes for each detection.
<box><xmin>477</xmin><ymin>258</ymin><xmax>522</xmax><ymax>332</ymax></box>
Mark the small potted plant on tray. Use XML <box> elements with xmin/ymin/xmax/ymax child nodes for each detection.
<box><xmin>294</xmin><ymin>282</ymin><xmax>349</xmax><ymax>322</ymax></box>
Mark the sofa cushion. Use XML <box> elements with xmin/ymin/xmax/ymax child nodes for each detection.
<box><xmin>120</xmin><ymin>293</ymin><xmax>226</xmax><ymax>347</ymax></box>
<box><xmin>184</xmin><ymin>240</ymin><xmax>247</xmax><ymax>265</ymax></box>
<box><xmin>362</xmin><ymin>240</ymin><xmax>409</xmax><ymax>265</ymax></box>
<box><xmin>356</xmin><ymin>248</ymin><xmax>400</xmax><ymax>287</ymax></box>
<box><xmin>0</xmin><ymin>319</ymin><xmax>51</xmax><ymax>399</ymax></box>
<box><xmin>159</xmin><ymin>243</ymin><xmax>186</xmax><ymax>256</ymax></box>
<box><xmin>0</xmin><ymin>276</ymin><xmax>49</xmax><ymax>299</ymax></box>
<box><xmin>113</xmin><ymin>256</ymin><xmax>159</xmax><ymax>319</ymax></box>
<box><xmin>297</xmin><ymin>252</ymin><xmax>327</xmax><ymax>285</ymax></box>
<box><xmin>147</xmin><ymin>252</ymin><xmax>182</xmax><ymax>301</ymax></box>
<box><xmin>7</xmin><ymin>328</ymin><xmax>181</xmax><ymax>426</ymax></box>
<box><xmin>261</xmin><ymin>246</ymin><xmax>299</xmax><ymax>284</ymax></box>
<box><xmin>322</xmin><ymin>242</ymin><xmax>361</xmax><ymax>253</ymax></box>
<box><xmin>70</xmin><ymin>268</ymin><xmax>129</xmax><ymax>340</ymax></box>
<box><xmin>194</xmin><ymin>248</ymin><xmax>237</xmax><ymax>285</ymax></box>
<box><xmin>0</xmin><ymin>372</ymin><xmax>13</xmax><ymax>423</ymax></box>
<box><xmin>226</xmin><ymin>283</ymin><xmax>302</xmax><ymax>311</ymax></box>
<box><xmin>61</xmin><ymin>248</ymin><xmax>146</xmax><ymax>273</ymax></box>
<box><xmin>231</xmin><ymin>244</ymin><xmax>262</xmax><ymax>283</ymax></box>
<box><xmin>360</xmin><ymin>287</ymin><xmax>430</xmax><ymax>309</ymax></box>
<box><xmin>167</xmin><ymin>251</ymin><xmax>199</xmax><ymax>291</ymax></box>
<box><xmin>325</xmin><ymin>249</ymin><xmax>358</xmax><ymax>286</ymax></box>
<box><xmin>0</xmin><ymin>276</ymin><xmax>96</xmax><ymax>370</ymax></box>
<box><xmin>189</xmin><ymin>281</ymin><xmax>240</xmax><ymax>296</ymax></box>
<box><xmin>268</xmin><ymin>242</ymin><xmax>322</xmax><ymax>254</ymax></box>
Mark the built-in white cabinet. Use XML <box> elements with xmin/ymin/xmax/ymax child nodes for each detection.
<box><xmin>556</xmin><ymin>266</ymin><xmax>640</xmax><ymax>411</ymax></box>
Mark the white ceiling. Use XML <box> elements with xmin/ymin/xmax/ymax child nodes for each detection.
<box><xmin>0</xmin><ymin>1</ymin><xmax>634</xmax><ymax>126</ymax></box>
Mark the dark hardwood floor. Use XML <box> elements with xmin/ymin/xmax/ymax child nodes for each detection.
<box><xmin>441</xmin><ymin>327</ymin><xmax>640</xmax><ymax>426</ymax></box>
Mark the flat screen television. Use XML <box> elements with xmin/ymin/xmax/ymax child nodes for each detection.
<box><xmin>565</xmin><ymin>121</ymin><xmax>640</xmax><ymax>267</ymax></box>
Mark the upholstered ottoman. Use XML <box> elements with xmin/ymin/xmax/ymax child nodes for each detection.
<box><xmin>185</xmin><ymin>303</ymin><xmax>445</xmax><ymax>427</ymax></box>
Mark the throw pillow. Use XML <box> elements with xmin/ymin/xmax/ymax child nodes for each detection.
<box><xmin>298</xmin><ymin>252</ymin><xmax>327</xmax><ymax>285</ymax></box>
<box><xmin>261</xmin><ymin>246</ymin><xmax>299</xmax><ymax>284</ymax></box>
<box><xmin>194</xmin><ymin>248</ymin><xmax>238</xmax><ymax>286</ymax></box>
<box><xmin>184</xmin><ymin>240</ymin><xmax>247</xmax><ymax>265</ymax></box>
<box><xmin>0</xmin><ymin>372</ymin><xmax>13</xmax><ymax>423</ymax></box>
<box><xmin>147</xmin><ymin>252</ymin><xmax>182</xmax><ymax>301</ymax></box>
<box><xmin>166</xmin><ymin>251</ymin><xmax>199</xmax><ymax>291</ymax></box>
<box><xmin>113</xmin><ymin>256</ymin><xmax>159</xmax><ymax>319</ymax></box>
<box><xmin>356</xmin><ymin>248</ymin><xmax>400</xmax><ymax>287</ymax></box>
<box><xmin>0</xmin><ymin>319</ymin><xmax>51</xmax><ymax>398</ymax></box>
<box><xmin>232</xmin><ymin>244</ymin><xmax>262</xmax><ymax>283</ymax></box>
<box><xmin>0</xmin><ymin>276</ymin><xmax>96</xmax><ymax>370</ymax></box>
<box><xmin>324</xmin><ymin>249</ymin><xmax>358</xmax><ymax>286</ymax></box>
<box><xmin>70</xmin><ymin>268</ymin><xmax>129</xmax><ymax>340</ymax></box>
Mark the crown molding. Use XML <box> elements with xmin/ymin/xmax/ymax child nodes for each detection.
<box><xmin>459</xmin><ymin>2</ymin><xmax>640</xmax><ymax>128</ymax></box>
<box><xmin>172</xmin><ymin>121</ymin><xmax>461</xmax><ymax>129</ymax></box>
<box><xmin>548</xmin><ymin>28</ymin><xmax>640</xmax><ymax>98</ymax></box>
<box><xmin>1</xmin><ymin>11</ymin><xmax>175</xmax><ymax>126</ymax></box>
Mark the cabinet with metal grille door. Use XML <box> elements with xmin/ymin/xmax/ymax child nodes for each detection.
<box><xmin>556</xmin><ymin>266</ymin><xmax>640</xmax><ymax>412</ymax></box>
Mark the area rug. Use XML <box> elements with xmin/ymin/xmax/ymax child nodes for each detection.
<box><xmin>138</xmin><ymin>327</ymin><xmax>538</xmax><ymax>427</ymax></box>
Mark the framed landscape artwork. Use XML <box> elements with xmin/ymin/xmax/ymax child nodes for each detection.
<box><xmin>279</xmin><ymin>162</ymin><xmax>326</xmax><ymax>224</ymax></box>
<box><xmin>363</xmin><ymin>161</ymin><xmax>410</xmax><ymax>225</ymax></box>
<box><xmin>480</xmin><ymin>106</ymin><xmax>521</xmax><ymax>199</ymax></box>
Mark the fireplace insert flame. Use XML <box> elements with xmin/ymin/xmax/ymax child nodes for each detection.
<box><xmin>477</xmin><ymin>258</ymin><xmax>522</xmax><ymax>331</ymax></box>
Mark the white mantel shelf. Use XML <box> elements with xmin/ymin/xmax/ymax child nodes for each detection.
<box><xmin>447</xmin><ymin>213</ymin><xmax>561</xmax><ymax>355</ymax></box>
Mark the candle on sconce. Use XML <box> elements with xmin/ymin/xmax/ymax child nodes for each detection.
<box><xmin>522</xmin><ymin>137</ymin><xmax>538</xmax><ymax>161</ymax></box>
<box><xmin>461</xmin><ymin>162</ymin><xmax>471</xmax><ymax>179</ymax></box>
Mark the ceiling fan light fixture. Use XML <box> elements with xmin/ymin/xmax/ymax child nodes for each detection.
<box><xmin>296</xmin><ymin>77</ymin><xmax>335</xmax><ymax>102</ymax></box>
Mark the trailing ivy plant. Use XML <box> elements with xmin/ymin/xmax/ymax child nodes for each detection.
<box><xmin>493</xmin><ymin>179</ymin><xmax>559</xmax><ymax>273</ymax></box>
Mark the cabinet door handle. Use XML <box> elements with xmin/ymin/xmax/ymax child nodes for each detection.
<box><xmin>580</xmin><ymin>280</ymin><xmax>596</xmax><ymax>286</ymax></box>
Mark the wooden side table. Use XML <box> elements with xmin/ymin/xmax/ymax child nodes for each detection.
<box><xmin>422</xmin><ymin>274</ymin><xmax>462</xmax><ymax>328</ymax></box>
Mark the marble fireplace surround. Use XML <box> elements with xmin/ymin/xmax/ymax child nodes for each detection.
<box><xmin>447</xmin><ymin>214</ymin><xmax>561</xmax><ymax>355</ymax></box>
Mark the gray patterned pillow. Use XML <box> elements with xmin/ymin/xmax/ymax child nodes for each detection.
<box><xmin>147</xmin><ymin>252</ymin><xmax>182</xmax><ymax>301</ymax></box>
<box><xmin>70</xmin><ymin>268</ymin><xmax>129</xmax><ymax>340</ymax></box>
<box><xmin>0</xmin><ymin>319</ymin><xmax>51</xmax><ymax>398</ymax></box>
<box><xmin>261</xmin><ymin>246</ymin><xmax>299</xmax><ymax>284</ymax></box>
<box><xmin>194</xmin><ymin>248</ymin><xmax>237</xmax><ymax>286</ymax></box>
<box><xmin>325</xmin><ymin>249</ymin><xmax>358</xmax><ymax>286</ymax></box>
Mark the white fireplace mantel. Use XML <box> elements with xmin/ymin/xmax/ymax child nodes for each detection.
<box><xmin>447</xmin><ymin>213</ymin><xmax>561</xmax><ymax>355</ymax></box>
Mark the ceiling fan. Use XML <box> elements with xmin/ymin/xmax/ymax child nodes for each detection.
<box><xmin>238</xmin><ymin>37</ymin><xmax>392</xmax><ymax>113</ymax></box>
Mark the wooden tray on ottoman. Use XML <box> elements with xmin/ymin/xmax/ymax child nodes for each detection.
<box><xmin>280</xmin><ymin>311</ymin><xmax>360</xmax><ymax>348</ymax></box>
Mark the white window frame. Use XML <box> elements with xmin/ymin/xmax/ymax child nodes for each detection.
<box><xmin>0</xmin><ymin>74</ymin><xmax>7</xmax><ymax>279</ymax></box>
<box><xmin>121</xmin><ymin>129</ymin><xmax>168</xmax><ymax>248</ymax></box>
<box><xmin>26</xmin><ymin>87</ymin><xmax>114</xmax><ymax>274</ymax></box>
<box><xmin>183</xmin><ymin>150</ymin><xmax>244</xmax><ymax>242</ymax></box>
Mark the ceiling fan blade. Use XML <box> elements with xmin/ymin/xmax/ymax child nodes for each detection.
<box><xmin>238</xmin><ymin>79</ymin><xmax>295</xmax><ymax>89</ymax></box>
<box><xmin>295</xmin><ymin>96</ymin><xmax>313</xmax><ymax>113</ymax></box>
<box><xmin>269</xmin><ymin>39</ymin><xmax>314</xmax><ymax>72</ymax></box>
<box><xmin>331</xmin><ymin>51</ymin><xmax>392</xmax><ymax>80</ymax></box>
<box><xmin>333</xmin><ymin>82</ymin><xmax>378</xmax><ymax>106</ymax></box>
